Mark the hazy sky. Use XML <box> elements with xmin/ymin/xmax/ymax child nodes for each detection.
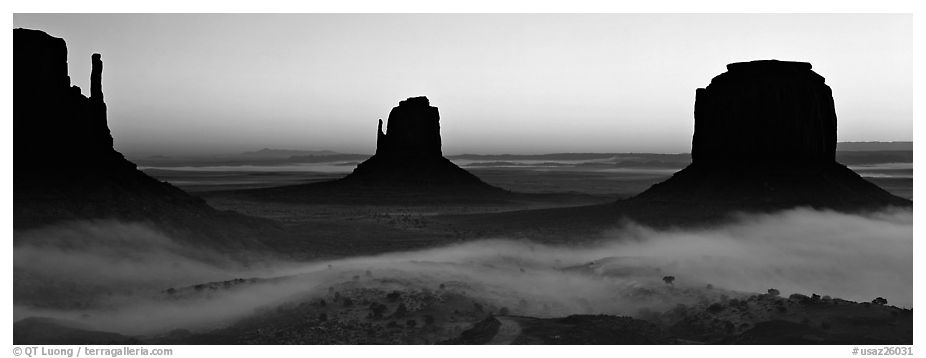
<box><xmin>14</xmin><ymin>14</ymin><xmax>912</xmax><ymax>156</ymax></box>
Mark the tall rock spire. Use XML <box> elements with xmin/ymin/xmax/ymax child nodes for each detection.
<box><xmin>14</xmin><ymin>28</ymin><xmax>280</xmax><ymax>248</ymax></box>
<box><xmin>90</xmin><ymin>53</ymin><xmax>103</xmax><ymax>102</ymax></box>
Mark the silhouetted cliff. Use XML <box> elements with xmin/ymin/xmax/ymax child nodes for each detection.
<box><xmin>228</xmin><ymin>96</ymin><xmax>505</xmax><ymax>204</ymax></box>
<box><xmin>692</xmin><ymin>60</ymin><xmax>836</xmax><ymax>165</ymax></box>
<box><xmin>344</xmin><ymin>96</ymin><xmax>491</xmax><ymax>186</ymax></box>
<box><xmin>13</xmin><ymin>28</ymin><xmax>280</xmax><ymax>250</ymax></box>
<box><xmin>14</xmin><ymin>28</ymin><xmax>116</xmax><ymax>173</ymax></box>
<box><xmin>635</xmin><ymin>60</ymin><xmax>909</xmax><ymax>209</ymax></box>
<box><xmin>375</xmin><ymin>96</ymin><xmax>442</xmax><ymax>158</ymax></box>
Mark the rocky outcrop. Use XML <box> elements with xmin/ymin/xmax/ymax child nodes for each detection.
<box><xmin>13</xmin><ymin>28</ymin><xmax>279</xmax><ymax>249</ymax></box>
<box><xmin>634</xmin><ymin>60</ymin><xmax>909</xmax><ymax>209</ymax></box>
<box><xmin>235</xmin><ymin>96</ymin><xmax>505</xmax><ymax>204</ymax></box>
<box><xmin>14</xmin><ymin>29</ymin><xmax>116</xmax><ymax>173</ymax></box>
<box><xmin>375</xmin><ymin>96</ymin><xmax>442</xmax><ymax>158</ymax></box>
<box><xmin>691</xmin><ymin>60</ymin><xmax>836</xmax><ymax>165</ymax></box>
<box><xmin>342</xmin><ymin>96</ymin><xmax>493</xmax><ymax>187</ymax></box>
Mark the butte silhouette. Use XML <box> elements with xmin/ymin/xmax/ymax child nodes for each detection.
<box><xmin>237</xmin><ymin>96</ymin><xmax>508</xmax><ymax>204</ymax></box>
<box><xmin>13</xmin><ymin>28</ymin><xmax>280</xmax><ymax>248</ymax></box>
<box><xmin>632</xmin><ymin>60</ymin><xmax>909</xmax><ymax>209</ymax></box>
<box><xmin>440</xmin><ymin>60</ymin><xmax>911</xmax><ymax>234</ymax></box>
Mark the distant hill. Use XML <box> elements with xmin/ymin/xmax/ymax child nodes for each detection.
<box><xmin>837</xmin><ymin>141</ymin><xmax>912</xmax><ymax>151</ymax></box>
<box><xmin>239</xmin><ymin>148</ymin><xmax>340</xmax><ymax>158</ymax></box>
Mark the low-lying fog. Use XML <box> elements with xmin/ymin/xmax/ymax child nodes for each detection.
<box><xmin>13</xmin><ymin>207</ymin><xmax>912</xmax><ymax>336</ymax></box>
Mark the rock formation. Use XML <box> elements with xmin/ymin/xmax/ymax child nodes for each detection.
<box><xmin>375</xmin><ymin>96</ymin><xmax>442</xmax><ymax>158</ymax></box>
<box><xmin>691</xmin><ymin>60</ymin><xmax>836</xmax><ymax>165</ymax></box>
<box><xmin>634</xmin><ymin>60</ymin><xmax>909</xmax><ymax>209</ymax></box>
<box><xmin>14</xmin><ymin>29</ymin><xmax>116</xmax><ymax>174</ymax></box>
<box><xmin>14</xmin><ymin>28</ymin><xmax>278</xmax><ymax>248</ymax></box>
<box><xmin>237</xmin><ymin>96</ymin><xmax>504</xmax><ymax>204</ymax></box>
<box><xmin>343</xmin><ymin>96</ymin><xmax>491</xmax><ymax>187</ymax></box>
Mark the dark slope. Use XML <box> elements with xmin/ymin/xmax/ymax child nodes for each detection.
<box><xmin>13</xmin><ymin>28</ymin><xmax>283</xmax><ymax>250</ymax></box>
<box><xmin>634</xmin><ymin>162</ymin><xmax>909</xmax><ymax>210</ymax></box>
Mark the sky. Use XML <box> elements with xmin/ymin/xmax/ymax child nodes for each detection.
<box><xmin>13</xmin><ymin>14</ymin><xmax>912</xmax><ymax>156</ymax></box>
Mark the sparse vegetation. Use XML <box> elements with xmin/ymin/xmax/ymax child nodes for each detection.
<box><xmin>386</xmin><ymin>291</ymin><xmax>401</xmax><ymax>302</ymax></box>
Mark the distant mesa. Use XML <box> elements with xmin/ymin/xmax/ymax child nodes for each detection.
<box><xmin>13</xmin><ymin>28</ymin><xmax>278</xmax><ymax>248</ymax></box>
<box><xmin>634</xmin><ymin>59</ymin><xmax>909</xmax><ymax>209</ymax></box>
<box><xmin>237</xmin><ymin>96</ymin><xmax>506</xmax><ymax>204</ymax></box>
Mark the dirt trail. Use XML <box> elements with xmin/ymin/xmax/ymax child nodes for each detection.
<box><xmin>487</xmin><ymin>316</ymin><xmax>522</xmax><ymax>345</ymax></box>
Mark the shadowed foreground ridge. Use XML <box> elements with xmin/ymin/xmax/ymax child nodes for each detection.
<box><xmin>236</xmin><ymin>96</ymin><xmax>507</xmax><ymax>204</ymax></box>
<box><xmin>13</xmin><ymin>28</ymin><xmax>280</xmax><ymax>248</ymax></box>
<box><xmin>632</xmin><ymin>60</ymin><xmax>909</xmax><ymax>210</ymax></box>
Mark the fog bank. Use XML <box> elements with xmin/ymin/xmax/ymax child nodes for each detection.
<box><xmin>13</xmin><ymin>207</ymin><xmax>912</xmax><ymax>335</ymax></box>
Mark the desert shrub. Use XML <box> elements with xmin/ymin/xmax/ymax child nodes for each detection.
<box><xmin>872</xmin><ymin>297</ymin><xmax>888</xmax><ymax>305</ymax></box>
<box><xmin>393</xmin><ymin>303</ymin><xmax>409</xmax><ymax>317</ymax></box>
<box><xmin>767</xmin><ymin>288</ymin><xmax>780</xmax><ymax>297</ymax></box>
<box><xmin>498</xmin><ymin>307</ymin><xmax>510</xmax><ymax>315</ymax></box>
<box><xmin>386</xmin><ymin>291</ymin><xmax>401</xmax><ymax>302</ymax></box>
<box><xmin>705</xmin><ymin>284</ymin><xmax>713</xmax><ymax>290</ymax></box>
<box><xmin>663</xmin><ymin>276</ymin><xmax>675</xmax><ymax>285</ymax></box>
<box><xmin>707</xmin><ymin>303</ymin><xmax>724</xmax><ymax>314</ymax></box>
<box><xmin>368</xmin><ymin>302</ymin><xmax>387</xmax><ymax>319</ymax></box>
